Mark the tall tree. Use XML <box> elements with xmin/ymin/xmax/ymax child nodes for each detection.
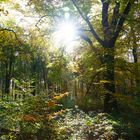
<box><xmin>70</xmin><ymin>0</ymin><xmax>136</xmax><ymax>112</ymax></box>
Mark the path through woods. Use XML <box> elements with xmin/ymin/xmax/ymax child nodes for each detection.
<box><xmin>57</xmin><ymin>108</ymin><xmax>133</xmax><ymax>140</ymax></box>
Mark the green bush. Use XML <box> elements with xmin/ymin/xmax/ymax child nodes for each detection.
<box><xmin>0</xmin><ymin>93</ymin><xmax>67</xmax><ymax>140</ymax></box>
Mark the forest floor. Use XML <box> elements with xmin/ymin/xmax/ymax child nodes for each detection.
<box><xmin>57</xmin><ymin>107</ymin><xmax>138</xmax><ymax>140</ymax></box>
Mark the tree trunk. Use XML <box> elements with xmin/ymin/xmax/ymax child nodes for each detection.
<box><xmin>5</xmin><ymin>59</ymin><xmax>13</xmax><ymax>95</ymax></box>
<box><xmin>131</xmin><ymin>27</ymin><xmax>140</xmax><ymax>94</ymax></box>
<box><xmin>103</xmin><ymin>46</ymin><xmax>118</xmax><ymax>112</ymax></box>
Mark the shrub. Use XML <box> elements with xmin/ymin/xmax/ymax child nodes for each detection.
<box><xmin>0</xmin><ymin>92</ymin><xmax>68</xmax><ymax>139</ymax></box>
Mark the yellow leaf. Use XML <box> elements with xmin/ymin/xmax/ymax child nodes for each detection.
<box><xmin>100</xmin><ymin>80</ymin><xmax>111</xmax><ymax>83</ymax></box>
<box><xmin>47</xmin><ymin>100</ymin><xmax>55</xmax><ymax>107</ymax></box>
<box><xmin>47</xmin><ymin>115</ymin><xmax>53</xmax><ymax>121</ymax></box>
<box><xmin>22</xmin><ymin>115</ymin><xmax>36</xmax><ymax>122</ymax></box>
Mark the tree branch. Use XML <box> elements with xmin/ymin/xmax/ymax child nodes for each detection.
<box><xmin>101</xmin><ymin>0</ymin><xmax>110</xmax><ymax>40</ymax></box>
<box><xmin>78</xmin><ymin>32</ymin><xmax>102</xmax><ymax>56</ymax></box>
<box><xmin>35</xmin><ymin>14</ymin><xmax>61</xmax><ymax>30</ymax></box>
<box><xmin>0</xmin><ymin>27</ymin><xmax>22</xmax><ymax>45</ymax></box>
<box><xmin>35</xmin><ymin>15</ymin><xmax>49</xmax><ymax>29</ymax></box>
<box><xmin>111</xmin><ymin>1</ymin><xmax>120</xmax><ymax>30</ymax></box>
<box><xmin>79</xmin><ymin>33</ymin><xmax>93</xmax><ymax>47</ymax></box>
<box><xmin>71</xmin><ymin>0</ymin><xmax>104</xmax><ymax>46</ymax></box>
<box><xmin>112</xmin><ymin>1</ymin><xmax>132</xmax><ymax>43</ymax></box>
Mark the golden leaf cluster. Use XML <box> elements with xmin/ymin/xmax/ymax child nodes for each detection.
<box><xmin>22</xmin><ymin>115</ymin><xmax>37</xmax><ymax>122</ymax></box>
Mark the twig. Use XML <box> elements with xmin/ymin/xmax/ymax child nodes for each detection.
<box><xmin>35</xmin><ymin>14</ymin><xmax>50</xmax><ymax>30</ymax></box>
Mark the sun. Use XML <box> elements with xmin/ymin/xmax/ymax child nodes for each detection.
<box><xmin>53</xmin><ymin>20</ymin><xmax>78</xmax><ymax>53</ymax></box>
<box><xmin>58</xmin><ymin>21</ymin><xmax>76</xmax><ymax>43</ymax></box>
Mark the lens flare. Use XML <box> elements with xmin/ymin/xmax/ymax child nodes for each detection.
<box><xmin>53</xmin><ymin>21</ymin><xmax>77</xmax><ymax>53</ymax></box>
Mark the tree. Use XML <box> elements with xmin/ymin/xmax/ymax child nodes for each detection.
<box><xmin>0</xmin><ymin>30</ymin><xmax>22</xmax><ymax>95</ymax></box>
<box><xmin>68</xmin><ymin>0</ymin><xmax>136</xmax><ymax>112</ymax></box>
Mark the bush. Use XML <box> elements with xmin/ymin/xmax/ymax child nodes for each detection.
<box><xmin>0</xmin><ymin>92</ymin><xmax>68</xmax><ymax>139</ymax></box>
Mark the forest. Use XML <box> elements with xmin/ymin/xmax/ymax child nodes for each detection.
<box><xmin>0</xmin><ymin>0</ymin><xmax>140</xmax><ymax>139</ymax></box>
